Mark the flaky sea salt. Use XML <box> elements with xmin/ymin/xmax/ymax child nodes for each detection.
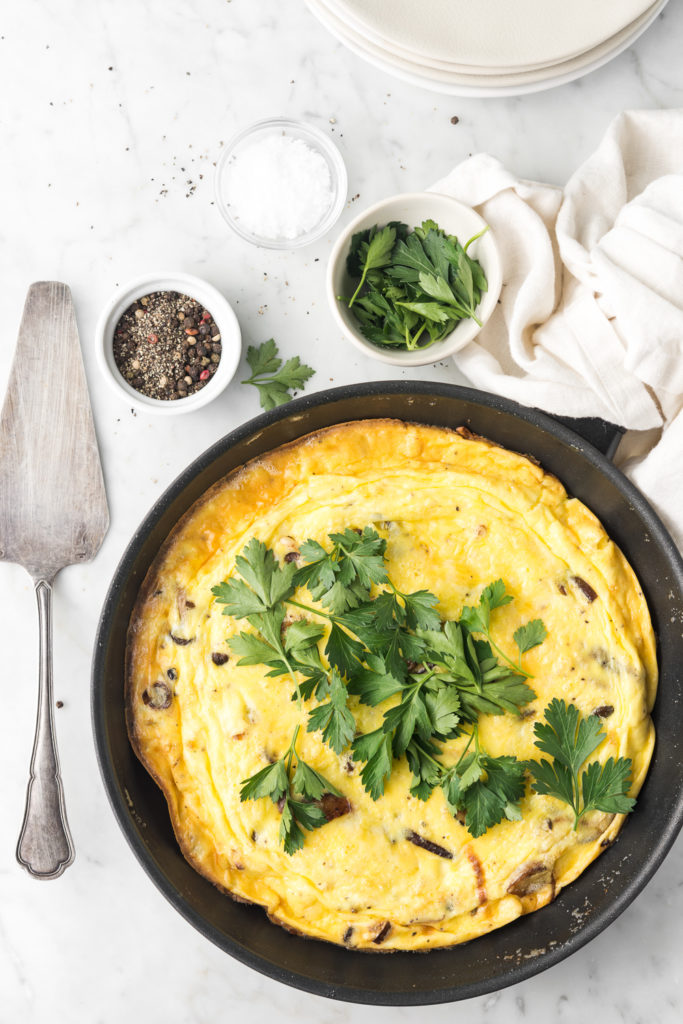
<box><xmin>225</xmin><ymin>134</ymin><xmax>334</xmax><ymax>240</ymax></box>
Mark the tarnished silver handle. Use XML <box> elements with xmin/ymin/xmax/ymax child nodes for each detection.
<box><xmin>16</xmin><ymin>578</ymin><xmax>74</xmax><ymax>879</ymax></box>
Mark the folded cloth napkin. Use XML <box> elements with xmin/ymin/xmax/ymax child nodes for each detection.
<box><xmin>431</xmin><ymin>109</ymin><xmax>683</xmax><ymax>550</ymax></box>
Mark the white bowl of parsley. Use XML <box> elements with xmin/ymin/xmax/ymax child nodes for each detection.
<box><xmin>326</xmin><ymin>193</ymin><xmax>502</xmax><ymax>366</ymax></box>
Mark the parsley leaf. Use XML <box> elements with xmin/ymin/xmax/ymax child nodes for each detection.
<box><xmin>278</xmin><ymin>798</ymin><xmax>305</xmax><ymax>855</ymax></box>
<box><xmin>526</xmin><ymin>700</ymin><xmax>635</xmax><ymax>827</ymax></box>
<box><xmin>282</xmin><ymin>619</ymin><xmax>326</xmax><ymax>654</ymax></box>
<box><xmin>580</xmin><ymin>758</ymin><xmax>635</xmax><ymax>816</ymax></box>
<box><xmin>347</xmin><ymin>653</ymin><xmax>404</xmax><ymax>706</ymax></box>
<box><xmin>280</xmin><ymin>795</ymin><xmax>330</xmax><ymax>854</ymax></box>
<box><xmin>325</xmin><ymin>622</ymin><xmax>365</xmax><ymax>677</ymax></box>
<box><xmin>401</xmin><ymin>588</ymin><xmax>441</xmax><ymax>631</ymax></box>
<box><xmin>533</xmin><ymin>698</ymin><xmax>604</xmax><ymax>776</ymax></box>
<box><xmin>419</xmin><ymin>620</ymin><xmax>536</xmax><ymax>719</ymax></box>
<box><xmin>240</xmin><ymin>758</ymin><xmax>289</xmax><ymax>803</ymax></box>
<box><xmin>212</xmin><ymin>538</ymin><xmax>297</xmax><ymax>616</ymax></box>
<box><xmin>295</xmin><ymin>527</ymin><xmax>388</xmax><ymax>613</ymax></box>
<box><xmin>513</xmin><ymin>619</ymin><xmax>548</xmax><ymax>655</ymax></box>
<box><xmin>306</xmin><ymin>670</ymin><xmax>356</xmax><ymax>754</ymax></box>
<box><xmin>351</xmin><ymin>728</ymin><xmax>393</xmax><ymax>800</ymax></box>
<box><xmin>383</xmin><ymin>681</ymin><xmax>433</xmax><ymax>757</ymax></box>
<box><xmin>245</xmin><ymin>337</ymin><xmax>280</xmax><ymax>376</ymax></box>
<box><xmin>347</xmin><ymin>225</ymin><xmax>397</xmax><ymax>307</ymax></box>
<box><xmin>242</xmin><ymin>339</ymin><xmax>315</xmax><ymax>411</ymax></box>
<box><xmin>441</xmin><ymin>741</ymin><xmax>526</xmax><ymax>838</ymax></box>
<box><xmin>229</xmin><ymin>617</ymin><xmax>290</xmax><ymax>675</ymax></box>
<box><xmin>424</xmin><ymin>684</ymin><xmax>461</xmax><ymax>736</ymax></box>
<box><xmin>405</xmin><ymin>739</ymin><xmax>444</xmax><ymax>800</ymax></box>
<box><xmin>459</xmin><ymin>579</ymin><xmax>513</xmax><ymax>635</ymax></box>
<box><xmin>292</xmin><ymin>758</ymin><xmax>341</xmax><ymax>800</ymax></box>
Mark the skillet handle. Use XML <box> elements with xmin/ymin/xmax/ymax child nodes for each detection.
<box><xmin>543</xmin><ymin>414</ymin><xmax>625</xmax><ymax>462</ymax></box>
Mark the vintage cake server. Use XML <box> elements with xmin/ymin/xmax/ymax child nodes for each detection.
<box><xmin>0</xmin><ymin>282</ymin><xmax>109</xmax><ymax>879</ymax></box>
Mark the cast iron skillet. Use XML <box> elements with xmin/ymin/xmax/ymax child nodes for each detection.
<box><xmin>92</xmin><ymin>382</ymin><xmax>683</xmax><ymax>1005</ymax></box>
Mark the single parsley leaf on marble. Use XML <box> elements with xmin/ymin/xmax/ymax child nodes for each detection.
<box><xmin>525</xmin><ymin>699</ymin><xmax>635</xmax><ymax>828</ymax></box>
<box><xmin>242</xmin><ymin>338</ymin><xmax>315</xmax><ymax>411</ymax></box>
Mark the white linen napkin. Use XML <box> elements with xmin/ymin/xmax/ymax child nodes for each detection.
<box><xmin>431</xmin><ymin>109</ymin><xmax>683</xmax><ymax>550</ymax></box>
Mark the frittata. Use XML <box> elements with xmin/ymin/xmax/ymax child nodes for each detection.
<box><xmin>126</xmin><ymin>420</ymin><xmax>656</xmax><ymax>950</ymax></box>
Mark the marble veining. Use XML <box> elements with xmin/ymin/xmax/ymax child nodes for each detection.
<box><xmin>0</xmin><ymin>0</ymin><xmax>682</xmax><ymax>1020</ymax></box>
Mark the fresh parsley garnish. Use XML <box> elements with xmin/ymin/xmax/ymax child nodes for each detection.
<box><xmin>212</xmin><ymin>537</ymin><xmax>298</xmax><ymax>617</ymax></box>
<box><xmin>216</xmin><ymin>529</ymin><xmax>548</xmax><ymax>847</ymax></box>
<box><xmin>306</xmin><ymin>669</ymin><xmax>356</xmax><ymax>754</ymax></box>
<box><xmin>294</xmin><ymin>527</ymin><xmax>389</xmax><ymax>613</ymax></box>
<box><xmin>340</xmin><ymin>219</ymin><xmax>488</xmax><ymax>352</ymax></box>
<box><xmin>441</xmin><ymin>727</ymin><xmax>527</xmax><ymax>838</ymax></box>
<box><xmin>241</xmin><ymin>338</ymin><xmax>315</xmax><ymax>410</ymax></box>
<box><xmin>513</xmin><ymin>619</ymin><xmax>548</xmax><ymax>657</ymax></box>
<box><xmin>239</xmin><ymin>726</ymin><xmax>341</xmax><ymax>855</ymax></box>
<box><xmin>460</xmin><ymin>580</ymin><xmax>545</xmax><ymax>677</ymax></box>
<box><xmin>525</xmin><ymin>699</ymin><xmax>635</xmax><ymax>828</ymax></box>
<box><xmin>351</xmin><ymin>728</ymin><xmax>393</xmax><ymax>801</ymax></box>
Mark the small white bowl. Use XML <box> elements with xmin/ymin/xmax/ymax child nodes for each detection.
<box><xmin>326</xmin><ymin>192</ymin><xmax>502</xmax><ymax>367</ymax></box>
<box><xmin>215</xmin><ymin>117</ymin><xmax>348</xmax><ymax>250</ymax></box>
<box><xmin>96</xmin><ymin>272</ymin><xmax>241</xmax><ymax>415</ymax></box>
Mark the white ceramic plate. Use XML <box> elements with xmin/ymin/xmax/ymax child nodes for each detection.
<box><xmin>319</xmin><ymin>0</ymin><xmax>662</xmax><ymax>76</ymax></box>
<box><xmin>307</xmin><ymin>0</ymin><xmax>668</xmax><ymax>97</ymax></box>
<box><xmin>332</xmin><ymin>0</ymin><xmax>655</xmax><ymax>69</ymax></box>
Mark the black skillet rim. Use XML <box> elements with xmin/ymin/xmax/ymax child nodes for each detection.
<box><xmin>91</xmin><ymin>379</ymin><xmax>683</xmax><ymax>1005</ymax></box>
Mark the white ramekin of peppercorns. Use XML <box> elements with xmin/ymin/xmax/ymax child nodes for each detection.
<box><xmin>96</xmin><ymin>272</ymin><xmax>241</xmax><ymax>414</ymax></box>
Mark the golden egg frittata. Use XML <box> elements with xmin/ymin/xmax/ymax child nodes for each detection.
<box><xmin>126</xmin><ymin>420</ymin><xmax>656</xmax><ymax>950</ymax></box>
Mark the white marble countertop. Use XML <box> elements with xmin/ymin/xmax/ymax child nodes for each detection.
<box><xmin>1</xmin><ymin>1</ymin><xmax>682</xmax><ymax>1020</ymax></box>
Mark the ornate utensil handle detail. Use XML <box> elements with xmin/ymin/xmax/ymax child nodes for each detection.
<box><xmin>16</xmin><ymin>578</ymin><xmax>75</xmax><ymax>879</ymax></box>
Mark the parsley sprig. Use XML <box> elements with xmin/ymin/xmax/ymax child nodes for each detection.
<box><xmin>240</xmin><ymin>725</ymin><xmax>341</xmax><ymax>854</ymax></box>
<box><xmin>459</xmin><ymin>579</ymin><xmax>547</xmax><ymax>677</ymax></box>
<box><xmin>440</xmin><ymin>725</ymin><xmax>527</xmax><ymax>838</ymax></box>
<box><xmin>241</xmin><ymin>339</ymin><xmax>315</xmax><ymax>410</ymax></box>
<box><xmin>525</xmin><ymin>699</ymin><xmax>635</xmax><ymax>828</ymax></box>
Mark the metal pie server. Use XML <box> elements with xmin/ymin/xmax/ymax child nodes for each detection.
<box><xmin>0</xmin><ymin>282</ymin><xmax>109</xmax><ymax>879</ymax></box>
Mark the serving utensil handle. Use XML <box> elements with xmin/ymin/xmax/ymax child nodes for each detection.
<box><xmin>16</xmin><ymin>578</ymin><xmax>74</xmax><ymax>879</ymax></box>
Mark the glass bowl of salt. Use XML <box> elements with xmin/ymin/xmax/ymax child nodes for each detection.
<box><xmin>215</xmin><ymin>117</ymin><xmax>348</xmax><ymax>249</ymax></box>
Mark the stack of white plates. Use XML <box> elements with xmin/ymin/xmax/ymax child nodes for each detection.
<box><xmin>306</xmin><ymin>0</ymin><xmax>669</xmax><ymax>97</ymax></box>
